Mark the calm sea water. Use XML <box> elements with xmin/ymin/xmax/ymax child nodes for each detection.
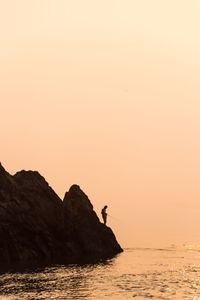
<box><xmin>0</xmin><ymin>246</ymin><xmax>200</xmax><ymax>300</ymax></box>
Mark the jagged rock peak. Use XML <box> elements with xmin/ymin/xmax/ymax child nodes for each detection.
<box><xmin>64</xmin><ymin>184</ymin><xmax>93</xmax><ymax>211</ymax></box>
<box><xmin>69</xmin><ymin>184</ymin><xmax>81</xmax><ymax>192</ymax></box>
<box><xmin>14</xmin><ymin>170</ymin><xmax>50</xmax><ymax>187</ymax></box>
<box><xmin>15</xmin><ymin>169</ymin><xmax>46</xmax><ymax>180</ymax></box>
<box><xmin>13</xmin><ymin>170</ymin><xmax>61</xmax><ymax>204</ymax></box>
<box><xmin>0</xmin><ymin>162</ymin><xmax>6</xmax><ymax>173</ymax></box>
<box><xmin>0</xmin><ymin>163</ymin><xmax>15</xmax><ymax>188</ymax></box>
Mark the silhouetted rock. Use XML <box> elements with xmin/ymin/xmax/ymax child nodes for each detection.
<box><xmin>0</xmin><ymin>164</ymin><xmax>123</xmax><ymax>270</ymax></box>
<box><xmin>63</xmin><ymin>184</ymin><xmax>122</xmax><ymax>259</ymax></box>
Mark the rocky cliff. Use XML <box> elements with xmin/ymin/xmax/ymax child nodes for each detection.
<box><xmin>0</xmin><ymin>163</ymin><xmax>123</xmax><ymax>270</ymax></box>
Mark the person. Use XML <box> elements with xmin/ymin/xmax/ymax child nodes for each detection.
<box><xmin>101</xmin><ymin>205</ymin><xmax>108</xmax><ymax>225</ymax></box>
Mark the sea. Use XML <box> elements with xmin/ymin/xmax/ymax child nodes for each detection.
<box><xmin>0</xmin><ymin>246</ymin><xmax>200</xmax><ymax>300</ymax></box>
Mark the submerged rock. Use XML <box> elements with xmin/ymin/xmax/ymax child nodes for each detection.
<box><xmin>0</xmin><ymin>164</ymin><xmax>123</xmax><ymax>270</ymax></box>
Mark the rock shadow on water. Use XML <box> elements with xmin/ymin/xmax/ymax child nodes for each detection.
<box><xmin>0</xmin><ymin>254</ymin><xmax>120</xmax><ymax>300</ymax></box>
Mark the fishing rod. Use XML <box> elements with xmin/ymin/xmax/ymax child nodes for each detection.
<box><xmin>96</xmin><ymin>204</ymin><xmax>124</xmax><ymax>223</ymax></box>
<box><xmin>107</xmin><ymin>214</ymin><xmax>121</xmax><ymax>222</ymax></box>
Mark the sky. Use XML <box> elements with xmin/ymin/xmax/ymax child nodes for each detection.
<box><xmin>1</xmin><ymin>0</ymin><xmax>200</xmax><ymax>247</ymax></box>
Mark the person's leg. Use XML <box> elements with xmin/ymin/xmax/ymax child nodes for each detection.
<box><xmin>103</xmin><ymin>214</ymin><xmax>106</xmax><ymax>224</ymax></box>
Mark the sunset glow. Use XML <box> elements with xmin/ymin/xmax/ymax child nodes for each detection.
<box><xmin>1</xmin><ymin>0</ymin><xmax>200</xmax><ymax>247</ymax></box>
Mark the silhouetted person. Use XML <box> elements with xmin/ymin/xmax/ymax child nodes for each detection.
<box><xmin>101</xmin><ymin>205</ymin><xmax>108</xmax><ymax>225</ymax></box>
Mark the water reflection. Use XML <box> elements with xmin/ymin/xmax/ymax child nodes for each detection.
<box><xmin>1</xmin><ymin>249</ymin><xmax>200</xmax><ymax>299</ymax></box>
<box><xmin>0</xmin><ymin>257</ymin><xmax>117</xmax><ymax>300</ymax></box>
<box><xmin>61</xmin><ymin>259</ymin><xmax>116</xmax><ymax>299</ymax></box>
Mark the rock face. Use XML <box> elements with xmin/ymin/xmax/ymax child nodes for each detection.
<box><xmin>0</xmin><ymin>163</ymin><xmax>123</xmax><ymax>269</ymax></box>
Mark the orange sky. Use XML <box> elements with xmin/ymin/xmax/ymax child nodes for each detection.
<box><xmin>1</xmin><ymin>0</ymin><xmax>200</xmax><ymax>247</ymax></box>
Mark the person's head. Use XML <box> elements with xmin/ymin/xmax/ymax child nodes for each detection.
<box><xmin>104</xmin><ymin>205</ymin><xmax>108</xmax><ymax>209</ymax></box>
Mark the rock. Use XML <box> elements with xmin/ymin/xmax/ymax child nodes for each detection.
<box><xmin>0</xmin><ymin>164</ymin><xmax>123</xmax><ymax>270</ymax></box>
<box><xmin>63</xmin><ymin>184</ymin><xmax>123</xmax><ymax>259</ymax></box>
